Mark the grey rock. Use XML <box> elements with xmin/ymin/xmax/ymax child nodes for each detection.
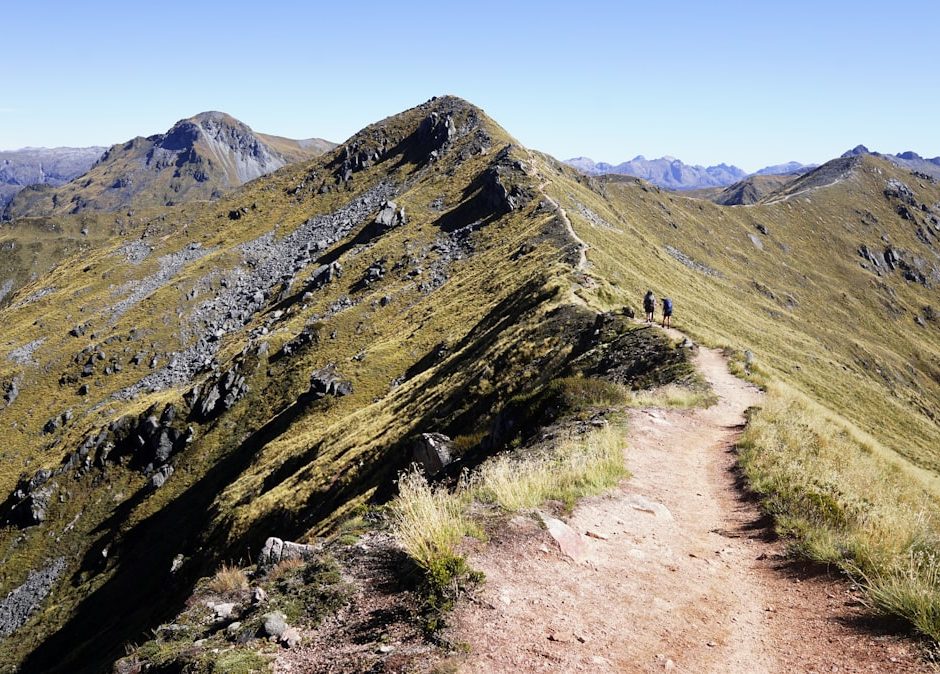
<box><xmin>3</xmin><ymin>377</ymin><xmax>19</xmax><ymax>406</ymax></box>
<box><xmin>213</xmin><ymin>602</ymin><xmax>237</xmax><ymax>621</ymax></box>
<box><xmin>262</xmin><ymin>611</ymin><xmax>288</xmax><ymax>639</ymax></box>
<box><xmin>252</xmin><ymin>586</ymin><xmax>268</xmax><ymax>604</ymax></box>
<box><xmin>373</xmin><ymin>200</ymin><xmax>406</xmax><ymax>232</ymax></box>
<box><xmin>226</xmin><ymin>621</ymin><xmax>243</xmax><ymax>638</ymax></box>
<box><xmin>257</xmin><ymin>537</ymin><xmax>317</xmax><ymax>568</ymax></box>
<box><xmin>308</xmin><ymin>261</ymin><xmax>342</xmax><ymax>291</ymax></box>
<box><xmin>411</xmin><ymin>433</ymin><xmax>454</xmax><ymax>476</ymax></box>
<box><xmin>309</xmin><ymin>365</ymin><xmax>352</xmax><ymax>399</ymax></box>
<box><xmin>0</xmin><ymin>557</ymin><xmax>67</xmax><ymax>638</ymax></box>
<box><xmin>149</xmin><ymin>464</ymin><xmax>174</xmax><ymax>490</ymax></box>
<box><xmin>281</xmin><ymin>626</ymin><xmax>302</xmax><ymax>648</ymax></box>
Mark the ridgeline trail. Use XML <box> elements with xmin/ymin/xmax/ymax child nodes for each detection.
<box><xmin>450</xmin><ymin>330</ymin><xmax>928</xmax><ymax>673</ymax></box>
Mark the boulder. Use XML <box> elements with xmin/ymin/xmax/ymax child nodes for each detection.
<box><xmin>280</xmin><ymin>626</ymin><xmax>302</xmax><ymax>648</ymax></box>
<box><xmin>257</xmin><ymin>537</ymin><xmax>318</xmax><ymax>569</ymax></box>
<box><xmin>410</xmin><ymin>433</ymin><xmax>454</xmax><ymax>476</ymax></box>
<box><xmin>373</xmin><ymin>201</ymin><xmax>406</xmax><ymax>233</ymax></box>
<box><xmin>3</xmin><ymin>378</ymin><xmax>19</xmax><ymax>406</ymax></box>
<box><xmin>309</xmin><ymin>365</ymin><xmax>352</xmax><ymax>399</ymax></box>
<box><xmin>213</xmin><ymin>602</ymin><xmax>236</xmax><ymax>621</ymax></box>
<box><xmin>308</xmin><ymin>261</ymin><xmax>342</xmax><ymax>290</ymax></box>
<box><xmin>262</xmin><ymin>611</ymin><xmax>288</xmax><ymax>639</ymax></box>
<box><xmin>149</xmin><ymin>464</ymin><xmax>174</xmax><ymax>490</ymax></box>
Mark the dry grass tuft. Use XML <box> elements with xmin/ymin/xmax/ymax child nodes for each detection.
<box><xmin>475</xmin><ymin>424</ymin><xmax>628</xmax><ymax>512</ymax></box>
<box><xmin>624</xmin><ymin>383</ymin><xmax>717</xmax><ymax>409</ymax></box>
<box><xmin>206</xmin><ymin>563</ymin><xmax>249</xmax><ymax>595</ymax></box>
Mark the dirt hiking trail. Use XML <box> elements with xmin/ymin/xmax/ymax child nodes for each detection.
<box><xmin>450</xmin><ymin>334</ymin><xmax>928</xmax><ymax>673</ymax></box>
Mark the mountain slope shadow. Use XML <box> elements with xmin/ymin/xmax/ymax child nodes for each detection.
<box><xmin>17</xmin><ymin>388</ymin><xmax>337</xmax><ymax>673</ymax></box>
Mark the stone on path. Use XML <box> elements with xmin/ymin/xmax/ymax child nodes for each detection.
<box><xmin>539</xmin><ymin>512</ymin><xmax>591</xmax><ymax>564</ymax></box>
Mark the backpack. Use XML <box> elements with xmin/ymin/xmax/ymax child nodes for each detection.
<box><xmin>663</xmin><ymin>298</ymin><xmax>673</xmax><ymax>313</ymax></box>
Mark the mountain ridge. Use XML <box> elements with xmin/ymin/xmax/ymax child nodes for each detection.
<box><xmin>1</xmin><ymin>96</ymin><xmax>939</xmax><ymax>672</ymax></box>
<box><xmin>2</xmin><ymin>112</ymin><xmax>335</xmax><ymax>220</ymax></box>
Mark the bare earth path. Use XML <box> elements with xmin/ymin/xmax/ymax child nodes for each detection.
<box><xmin>450</xmin><ymin>340</ymin><xmax>928</xmax><ymax>673</ymax></box>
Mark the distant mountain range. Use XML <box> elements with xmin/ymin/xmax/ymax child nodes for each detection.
<box><xmin>0</xmin><ymin>146</ymin><xmax>105</xmax><ymax>209</ymax></box>
<box><xmin>2</xmin><ymin>112</ymin><xmax>335</xmax><ymax>219</ymax></box>
<box><xmin>564</xmin><ymin>155</ymin><xmax>815</xmax><ymax>190</ymax></box>
<box><xmin>567</xmin><ymin>146</ymin><xmax>940</xmax><ymax>191</ymax></box>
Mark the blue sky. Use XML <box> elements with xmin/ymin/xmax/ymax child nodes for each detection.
<box><xmin>2</xmin><ymin>0</ymin><xmax>938</xmax><ymax>171</ymax></box>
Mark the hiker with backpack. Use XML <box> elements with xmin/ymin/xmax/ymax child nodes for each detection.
<box><xmin>643</xmin><ymin>290</ymin><xmax>656</xmax><ymax>323</ymax></box>
<box><xmin>662</xmin><ymin>297</ymin><xmax>673</xmax><ymax>328</ymax></box>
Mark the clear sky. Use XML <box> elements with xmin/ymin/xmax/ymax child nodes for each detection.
<box><xmin>2</xmin><ymin>0</ymin><xmax>938</xmax><ymax>172</ymax></box>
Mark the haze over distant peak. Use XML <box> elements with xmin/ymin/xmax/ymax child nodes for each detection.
<box><xmin>562</xmin><ymin>154</ymin><xmax>813</xmax><ymax>190</ymax></box>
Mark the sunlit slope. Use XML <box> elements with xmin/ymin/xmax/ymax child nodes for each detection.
<box><xmin>0</xmin><ymin>96</ymin><xmax>593</xmax><ymax>671</ymax></box>
<box><xmin>538</xmin><ymin>153</ymin><xmax>940</xmax><ymax>471</ymax></box>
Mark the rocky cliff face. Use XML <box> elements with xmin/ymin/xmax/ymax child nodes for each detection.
<box><xmin>0</xmin><ymin>146</ymin><xmax>104</xmax><ymax>208</ymax></box>
<box><xmin>2</xmin><ymin>113</ymin><xmax>335</xmax><ymax>219</ymax></box>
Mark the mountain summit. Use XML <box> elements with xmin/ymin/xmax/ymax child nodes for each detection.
<box><xmin>2</xmin><ymin>113</ymin><xmax>335</xmax><ymax>219</ymax></box>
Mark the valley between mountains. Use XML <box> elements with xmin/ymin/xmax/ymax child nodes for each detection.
<box><xmin>1</xmin><ymin>96</ymin><xmax>939</xmax><ymax>673</ymax></box>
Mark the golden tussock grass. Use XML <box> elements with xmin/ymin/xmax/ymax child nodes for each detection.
<box><xmin>389</xmin><ymin>423</ymin><xmax>629</xmax><ymax>573</ymax></box>
<box><xmin>475</xmin><ymin>424</ymin><xmax>629</xmax><ymax>512</ymax></box>
<box><xmin>206</xmin><ymin>563</ymin><xmax>249</xmax><ymax>595</ymax></box>
<box><xmin>623</xmin><ymin>383</ymin><xmax>718</xmax><ymax>410</ymax></box>
<box><xmin>738</xmin><ymin>383</ymin><xmax>940</xmax><ymax>640</ymax></box>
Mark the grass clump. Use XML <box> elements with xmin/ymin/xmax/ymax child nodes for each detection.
<box><xmin>738</xmin><ymin>382</ymin><xmax>940</xmax><ymax>641</ymax></box>
<box><xmin>623</xmin><ymin>383</ymin><xmax>717</xmax><ymax>409</ymax></box>
<box><xmin>389</xmin><ymin>423</ymin><xmax>629</xmax><ymax>629</ymax></box>
<box><xmin>388</xmin><ymin>470</ymin><xmax>479</xmax><ymax>571</ymax></box>
<box><xmin>476</xmin><ymin>424</ymin><xmax>629</xmax><ymax>512</ymax></box>
<box><xmin>388</xmin><ymin>471</ymin><xmax>483</xmax><ymax>630</ymax></box>
<box><xmin>207</xmin><ymin>563</ymin><xmax>250</xmax><ymax>595</ymax></box>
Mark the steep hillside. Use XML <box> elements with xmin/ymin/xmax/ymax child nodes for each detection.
<box><xmin>0</xmin><ymin>146</ymin><xmax>104</xmax><ymax>209</ymax></box>
<box><xmin>2</xmin><ymin>112</ymin><xmax>334</xmax><ymax>219</ymax></box>
<box><xmin>0</xmin><ymin>96</ymin><xmax>698</xmax><ymax>672</ymax></box>
<box><xmin>543</xmin><ymin>151</ymin><xmax>940</xmax><ymax>480</ymax></box>
<box><xmin>1</xmin><ymin>96</ymin><xmax>940</xmax><ymax>672</ymax></box>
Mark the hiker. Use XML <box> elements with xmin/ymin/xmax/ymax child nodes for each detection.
<box><xmin>643</xmin><ymin>290</ymin><xmax>656</xmax><ymax>323</ymax></box>
<box><xmin>662</xmin><ymin>297</ymin><xmax>673</xmax><ymax>328</ymax></box>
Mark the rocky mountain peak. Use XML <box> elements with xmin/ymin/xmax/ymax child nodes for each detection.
<box><xmin>842</xmin><ymin>144</ymin><xmax>871</xmax><ymax>157</ymax></box>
